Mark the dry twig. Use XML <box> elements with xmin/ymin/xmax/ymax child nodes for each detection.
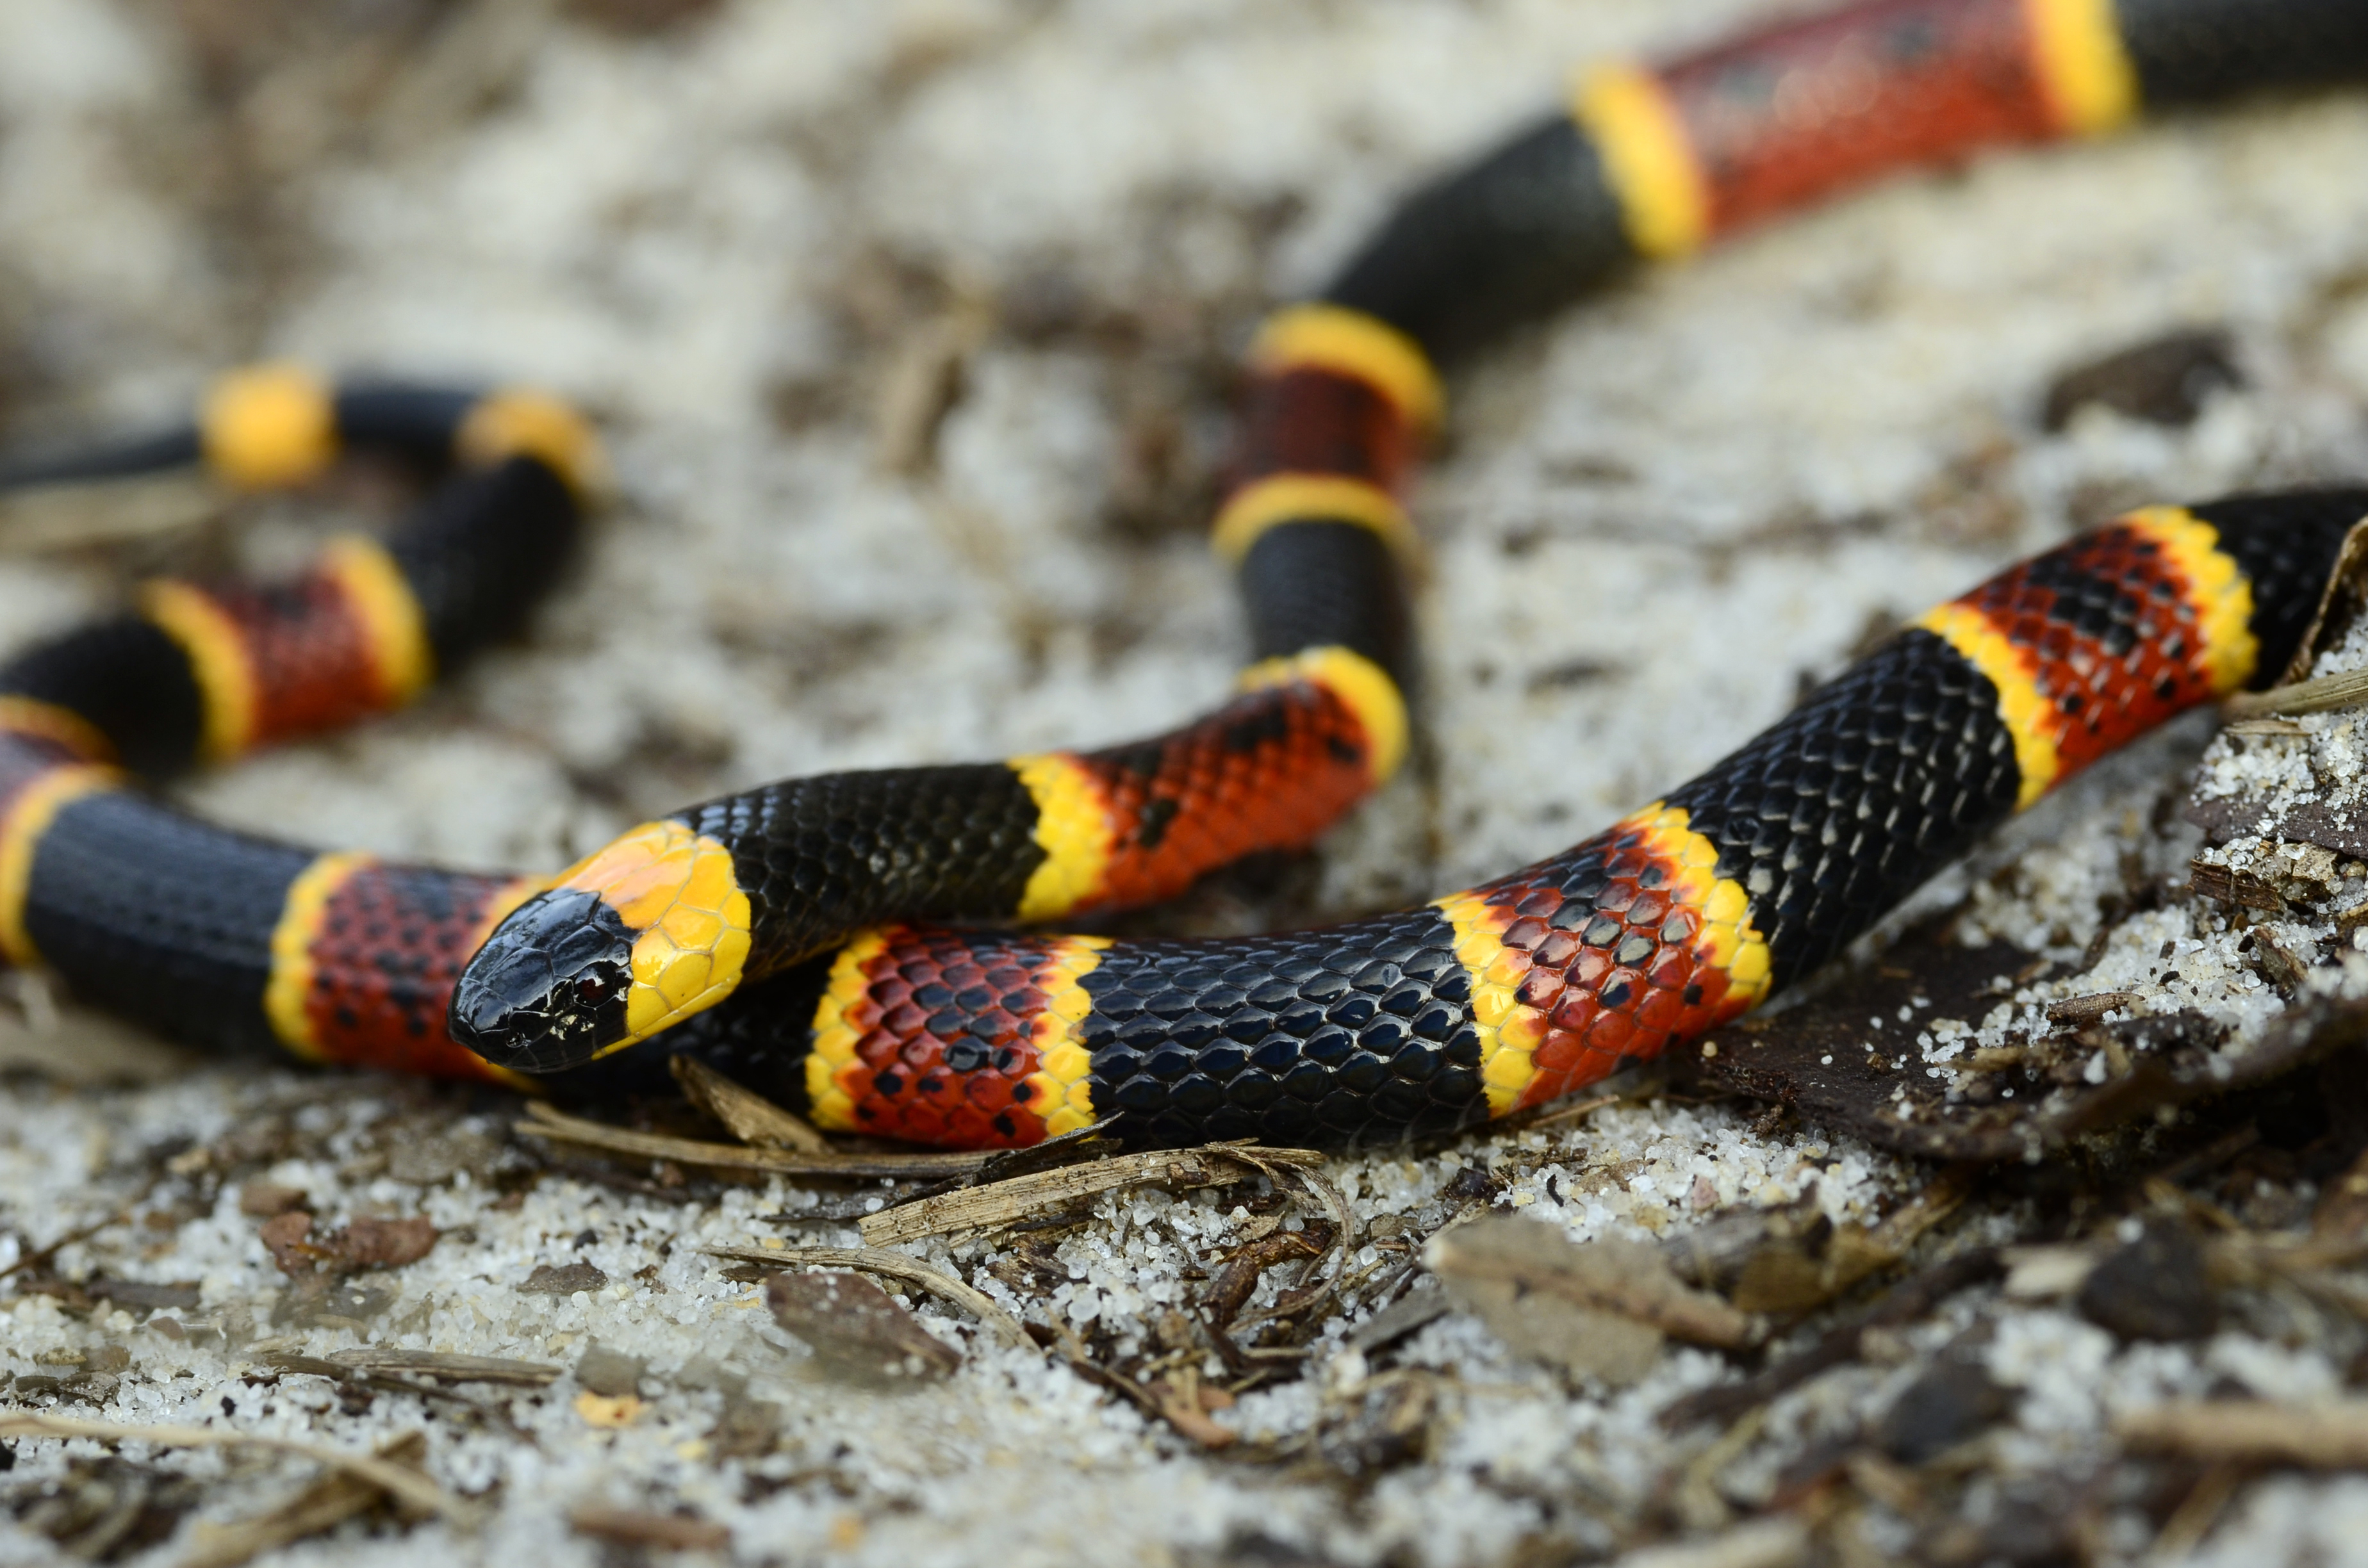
<box><xmin>856</xmin><ymin>1142</ymin><xmax>1320</xmax><ymax>1246</ymax></box>
<box><xmin>669</xmin><ymin>1055</ymin><xmax>830</xmax><ymax>1153</ymax></box>
<box><xmin>2224</xmin><ymin>667</ymin><xmax>2368</xmax><ymax>719</ymax></box>
<box><xmin>179</xmin><ymin>1432</ymin><xmax>431</xmax><ymax>1568</ymax></box>
<box><xmin>2118</xmin><ymin>1400</ymin><xmax>2368</xmax><ymax>1467</ymax></box>
<box><xmin>0</xmin><ymin>1414</ymin><xmax>470</xmax><ymax>1524</ymax></box>
<box><xmin>514</xmin><ymin>1100</ymin><xmax>989</xmax><ymax>1179</ymax></box>
<box><xmin>703</xmin><ymin>1244</ymin><xmax>1032</xmax><ymax>1349</ymax></box>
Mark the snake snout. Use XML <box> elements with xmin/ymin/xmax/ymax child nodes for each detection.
<box><xmin>447</xmin><ymin>886</ymin><xmax>636</xmax><ymax>1072</ymax></box>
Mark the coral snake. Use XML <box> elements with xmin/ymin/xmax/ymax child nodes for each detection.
<box><xmin>1</xmin><ymin>0</ymin><xmax>2364</xmax><ymax>1151</ymax></box>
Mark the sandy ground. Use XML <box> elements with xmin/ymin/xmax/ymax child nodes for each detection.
<box><xmin>5</xmin><ymin>1</ymin><xmax>2368</xmax><ymax>1564</ymax></box>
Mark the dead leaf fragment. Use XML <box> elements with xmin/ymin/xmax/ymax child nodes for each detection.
<box><xmin>764</xmin><ymin>1270</ymin><xmax>962</xmax><ymax>1381</ymax></box>
<box><xmin>1429</xmin><ymin>1216</ymin><xmax>1755</xmax><ymax>1348</ymax></box>
<box><xmin>238</xmin><ymin>1182</ymin><xmax>307</xmax><ymax>1217</ymax></box>
<box><xmin>520</xmin><ymin>1261</ymin><xmax>609</xmax><ymax>1295</ymax></box>
<box><xmin>1426</xmin><ymin>1218</ymin><xmax>1754</xmax><ymax>1386</ymax></box>
<box><xmin>258</xmin><ymin>1213</ymin><xmax>436</xmax><ymax>1275</ymax></box>
<box><xmin>569</xmin><ymin>1505</ymin><xmax>731</xmax><ymax>1552</ymax></box>
<box><xmin>329</xmin><ymin>1217</ymin><xmax>438</xmax><ymax>1269</ymax></box>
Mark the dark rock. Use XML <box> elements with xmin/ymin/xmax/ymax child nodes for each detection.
<box><xmin>1875</xmin><ymin>1358</ymin><xmax>2011</xmax><ymax>1464</ymax></box>
<box><xmin>1439</xmin><ymin>1163</ymin><xmax>1497</xmax><ymax>1205</ymax></box>
<box><xmin>2078</xmin><ymin>1221</ymin><xmax>2217</xmax><ymax>1341</ymax></box>
<box><xmin>2043</xmin><ymin>329</ymin><xmax>2240</xmax><ymax>430</ymax></box>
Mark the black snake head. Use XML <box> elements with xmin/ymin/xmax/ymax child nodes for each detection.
<box><xmin>448</xmin><ymin>818</ymin><xmax>754</xmax><ymax>1072</ymax></box>
<box><xmin>448</xmin><ymin>885</ymin><xmax>636</xmax><ymax>1071</ymax></box>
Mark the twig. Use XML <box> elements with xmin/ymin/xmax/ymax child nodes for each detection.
<box><xmin>514</xmin><ymin>1100</ymin><xmax>991</xmax><ymax>1179</ymax></box>
<box><xmin>1657</xmin><ymin>1248</ymin><xmax>2003</xmax><ymax>1431</ymax></box>
<box><xmin>669</xmin><ymin>1055</ymin><xmax>831</xmax><ymax>1154</ymax></box>
<box><xmin>0</xmin><ymin>1414</ymin><xmax>470</xmax><ymax>1524</ymax></box>
<box><xmin>1230</xmin><ymin>1155</ymin><xmax>1354</xmax><ymax>1327</ymax></box>
<box><xmin>702</xmin><ymin>1245</ymin><xmax>1033</xmax><ymax>1350</ymax></box>
<box><xmin>179</xmin><ymin>1431</ymin><xmax>431</xmax><ymax>1568</ymax></box>
<box><xmin>2118</xmin><ymin>1400</ymin><xmax>2368</xmax><ymax>1467</ymax></box>
<box><xmin>857</xmin><ymin>1142</ymin><xmax>1321</xmax><ymax>1246</ymax></box>
<box><xmin>2224</xmin><ymin>667</ymin><xmax>2368</xmax><ymax>719</ymax></box>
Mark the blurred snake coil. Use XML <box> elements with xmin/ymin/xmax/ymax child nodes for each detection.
<box><xmin>1</xmin><ymin>0</ymin><xmax>2365</xmax><ymax>1151</ymax></box>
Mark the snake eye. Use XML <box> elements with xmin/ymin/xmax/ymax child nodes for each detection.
<box><xmin>575</xmin><ymin>974</ymin><xmax>613</xmax><ymax>1005</ymax></box>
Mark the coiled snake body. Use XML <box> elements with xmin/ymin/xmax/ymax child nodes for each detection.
<box><xmin>2</xmin><ymin>0</ymin><xmax>2364</xmax><ymax>1150</ymax></box>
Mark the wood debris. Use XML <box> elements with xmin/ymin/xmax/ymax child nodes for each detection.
<box><xmin>858</xmin><ymin>1141</ymin><xmax>1320</xmax><ymax>1246</ymax></box>
<box><xmin>669</xmin><ymin>1054</ymin><xmax>830</xmax><ymax>1153</ymax></box>
<box><xmin>2117</xmin><ymin>1399</ymin><xmax>2368</xmax><ymax>1468</ymax></box>
<box><xmin>2189</xmin><ymin>859</ymin><xmax>2285</xmax><ymax>911</ymax></box>
<box><xmin>83</xmin><ymin>1276</ymin><xmax>200</xmax><ymax>1314</ymax></box>
<box><xmin>1729</xmin><ymin>1164</ymin><xmax>1973</xmax><ymax>1315</ymax></box>
<box><xmin>1344</xmin><ymin>1290</ymin><xmax>1451</xmax><ymax>1355</ymax></box>
<box><xmin>179</xmin><ymin>1432</ymin><xmax>430</xmax><ymax>1568</ymax></box>
<box><xmin>1676</xmin><ymin>927</ymin><xmax>2368</xmax><ymax>1162</ymax></box>
<box><xmin>569</xmin><ymin>1505</ymin><xmax>733</xmax><ymax>1551</ymax></box>
<box><xmin>1612</xmin><ymin>1515</ymin><xmax>1810</xmax><ymax>1568</ymax></box>
<box><xmin>0</xmin><ymin>1414</ymin><xmax>470</xmax><ymax>1523</ymax></box>
<box><xmin>1203</xmin><ymin>1223</ymin><xmax>1333</xmax><ymax>1328</ymax></box>
<box><xmin>514</xmin><ymin>1098</ymin><xmax>991</xmax><ymax>1179</ymax></box>
<box><xmin>325</xmin><ymin>1347</ymin><xmax>561</xmax><ymax>1386</ymax></box>
<box><xmin>2223</xmin><ymin>664</ymin><xmax>2368</xmax><ymax>719</ymax></box>
<box><xmin>1659</xmin><ymin>1249</ymin><xmax>2004</xmax><ymax>1432</ymax></box>
<box><xmin>2043</xmin><ymin>991</ymin><xmax>2139</xmax><ymax>1027</ymax></box>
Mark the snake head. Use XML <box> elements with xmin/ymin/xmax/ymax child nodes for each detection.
<box><xmin>448</xmin><ymin>819</ymin><xmax>752</xmax><ymax>1072</ymax></box>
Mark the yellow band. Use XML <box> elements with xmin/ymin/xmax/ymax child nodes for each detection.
<box><xmin>2124</xmin><ymin>505</ymin><xmax>2258</xmax><ymax>696</ymax></box>
<box><xmin>1023</xmin><ymin>935</ymin><xmax>1110</xmax><ymax>1137</ymax></box>
<box><xmin>1434</xmin><ymin>887</ymin><xmax>1549</xmax><ymax>1117</ymax></box>
<box><xmin>263</xmin><ymin>851</ymin><xmax>375</xmax><ymax>1061</ymax></box>
<box><xmin>1238</xmin><ymin>645</ymin><xmax>1408</xmax><ymax>785</ymax></box>
<box><xmin>317</xmin><ymin>535</ymin><xmax>434</xmax><ymax>708</ymax></box>
<box><xmin>0</xmin><ymin>698</ymin><xmax>114</xmax><ymax>764</ymax></box>
<box><xmin>200</xmin><ymin>364</ymin><xmax>338</xmax><ymax>491</ymax></box>
<box><xmin>457</xmin><ymin>389</ymin><xmax>609</xmax><ymax>501</ymax></box>
<box><xmin>1212</xmin><ymin>474</ymin><xmax>1415</xmax><ymax>565</ymax></box>
<box><xmin>807</xmin><ymin>927</ymin><xmax>891</xmax><ymax>1132</ymax></box>
<box><xmin>1436</xmin><ymin>803</ymin><xmax>1766</xmax><ymax>1118</ymax></box>
<box><xmin>1247</xmin><ymin>305</ymin><xmax>1443</xmax><ymax>432</ymax></box>
<box><xmin>140</xmin><ymin>580</ymin><xmax>256</xmax><ymax>761</ymax></box>
<box><xmin>1916</xmin><ymin>602</ymin><xmax>2062</xmax><ymax>810</ymax></box>
<box><xmin>1626</xmin><ymin>804</ymin><xmax>1770</xmax><ymax>1006</ymax></box>
<box><xmin>2024</xmin><ymin>0</ymin><xmax>2139</xmax><ymax>136</ymax></box>
<box><xmin>1572</xmin><ymin>63</ymin><xmax>1711</xmax><ymax>260</ymax></box>
<box><xmin>552</xmin><ymin>819</ymin><xmax>753</xmax><ymax>1052</ymax></box>
<box><xmin>0</xmin><ymin>765</ymin><xmax>117</xmax><ymax>968</ymax></box>
<box><xmin>1010</xmin><ymin>753</ymin><xmax>1115</xmax><ymax>922</ymax></box>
